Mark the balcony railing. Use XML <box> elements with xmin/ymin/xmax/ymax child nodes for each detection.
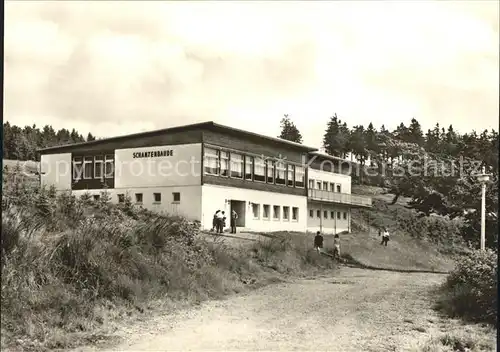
<box><xmin>308</xmin><ymin>189</ymin><xmax>372</xmax><ymax>207</ymax></box>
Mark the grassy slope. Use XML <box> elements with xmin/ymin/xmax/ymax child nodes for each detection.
<box><xmin>347</xmin><ymin>185</ymin><xmax>457</xmax><ymax>272</ymax></box>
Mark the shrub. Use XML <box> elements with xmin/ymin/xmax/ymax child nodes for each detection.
<box><xmin>439</xmin><ymin>249</ymin><xmax>497</xmax><ymax>325</ymax></box>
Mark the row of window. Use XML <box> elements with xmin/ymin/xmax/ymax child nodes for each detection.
<box><xmin>90</xmin><ymin>191</ymin><xmax>181</xmax><ymax>204</ymax></box>
<box><xmin>309</xmin><ymin>209</ymin><xmax>348</xmax><ymax>220</ymax></box>
<box><xmin>73</xmin><ymin>155</ymin><xmax>115</xmax><ymax>180</ymax></box>
<box><xmin>308</xmin><ymin>179</ymin><xmax>342</xmax><ymax>193</ymax></box>
<box><xmin>251</xmin><ymin>203</ymin><xmax>300</xmax><ymax>222</ymax></box>
<box><xmin>204</xmin><ymin>147</ymin><xmax>305</xmax><ymax>188</ymax></box>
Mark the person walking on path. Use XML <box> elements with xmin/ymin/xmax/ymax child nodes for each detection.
<box><xmin>333</xmin><ymin>234</ymin><xmax>341</xmax><ymax>260</ymax></box>
<box><xmin>230</xmin><ymin>209</ymin><xmax>238</xmax><ymax>234</ymax></box>
<box><xmin>314</xmin><ymin>231</ymin><xmax>324</xmax><ymax>254</ymax></box>
<box><xmin>380</xmin><ymin>227</ymin><xmax>390</xmax><ymax>246</ymax></box>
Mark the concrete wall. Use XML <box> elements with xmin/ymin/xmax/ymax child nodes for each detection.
<box><xmin>40</xmin><ymin>153</ymin><xmax>72</xmax><ymax>190</ymax></box>
<box><xmin>71</xmin><ymin>185</ymin><xmax>203</xmax><ymax>221</ymax></box>
<box><xmin>115</xmin><ymin>143</ymin><xmax>202</xmax><ymax>188</ymax></box>
<box><xmin>306</xmin><ymin>202</ymin><xmax>350</xmax><ymax>234</ymax></box>
<box><xmin>201</xmin><ymin>184</ymin><xmax>307</xmax><ymax>232</ymax></box>
<box><xmin>308</xmin><ymin>168</ymin><xmax>351</xmax><ymax>194</ymax></box>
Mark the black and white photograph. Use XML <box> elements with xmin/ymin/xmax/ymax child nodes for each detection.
<box><xmin>2</xmin><ymin>1</ymin><xmax>498</xmax><ymax>351</ymax></box>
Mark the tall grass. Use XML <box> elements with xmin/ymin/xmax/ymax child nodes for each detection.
<box><xmin>1</xmin><ymin>170</ymin><xmax>337</xmax><ymax>350</ymax></box>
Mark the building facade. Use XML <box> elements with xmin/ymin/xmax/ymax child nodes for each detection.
<box><xmin>38</xmin><ymin>122</ymin><xmax>371</xmax><ymax>234</ymax></box>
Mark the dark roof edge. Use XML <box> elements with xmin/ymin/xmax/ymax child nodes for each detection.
<box><xmin>210</xmin><ymin>122</ymin><xmax>317</xmax><ymax>152</ymax></box>
<box><xmin>37</xmin><ymin>121</ymin><xmax>318</xmax><ymax>153</ymax></box>
<box><xmin>37</xmin><ymin>121</ymin><xmax>213</xmax><ymax>153</ymax></box>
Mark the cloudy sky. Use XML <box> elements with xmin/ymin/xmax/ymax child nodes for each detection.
<box><xmin>4</xmin><ymin>1</ymin><xmax>499</xmax><ymax>147</ymax></box>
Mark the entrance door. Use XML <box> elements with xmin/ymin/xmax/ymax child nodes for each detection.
<box><xmin>230</xmin><ymin>200</ymin><xmax>246</xmax><ymax>227</ymax></box>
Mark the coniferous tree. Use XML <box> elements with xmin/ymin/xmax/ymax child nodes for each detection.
<box><xmin>407</xmin><ymin>118</ymin><xmax>424</xmax><ymax>146</ymax></box>
<box><xmin>87</xmin><ymin>132</ymin><xmax>96</xmax><ymax>142</ymax></box>
<box><xmin>394</xmin><ymin>122</ymin><xmax>410</xmax><ymax>142</ymax></box>
<box><xmin>323</xmin><ymin>114</ymin><xmax>345</xmax><ymax>157</ymax></box>
<box><xmin>278</xmin><ymin>114</ymin><xmax>303</xmax><ymax>144</ymax></box>
<box><xmin>364</xmin><ymin>122</ymin><xmax>378</xmax><ymax>166</ymax></box>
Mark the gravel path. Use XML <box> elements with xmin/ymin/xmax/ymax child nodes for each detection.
<box><xmin>78</xmin><ymin>267</ymin><xmax>451</xmax><ymax>352</ymax></box>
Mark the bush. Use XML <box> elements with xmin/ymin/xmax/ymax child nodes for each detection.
<box><xmin>439</xmin><ymin>249</ymin><xmax>497</xmax><ymax>325</ymax></box>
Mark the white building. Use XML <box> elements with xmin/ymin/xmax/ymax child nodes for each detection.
<box><xmin>38</xmin><ymin>121</ymin><xmax>372</xmax><ymax>234</ymax></box>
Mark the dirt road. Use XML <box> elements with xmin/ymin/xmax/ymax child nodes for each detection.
<box><xmin>77</xmin><ymin>267</ymin><xmax>457</xmax><ymax>352</ymax></box>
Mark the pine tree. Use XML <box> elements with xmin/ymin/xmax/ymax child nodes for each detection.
<box><xmin>323</xmin><ymin>114</ymin><xmax>343</xmax><ymax>157</ymax></box>
<box><xmin>278</xmin><ymin>114</ymin><xmax>303</xmax><ymax>144</ymax></box>
<box><xmin>87</xmin><ymin>132</ymin><xmax>96</xmax><ymax>142</ymax></box>
<box><xmin>393</xmin><ymin>122</ymin><xmax>410</xmax><ymax>142</ymax></box>
<box><xmin>408</xmin><ymin>118</ymin><xmax>424</xmax><ymax>146</ymax></box>
<box><xmin>350</xmin><ymin>125</ymin><xmax>368</xmax><ymax>183</ymax></box>
<box><xmin>339</xmin><ymin>122</ymin><xmax>351</xmax><ymax>158</ymax></box>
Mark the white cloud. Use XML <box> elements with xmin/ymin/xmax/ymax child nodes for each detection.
<box><xmin>4</xmin><ymin>0</ymin><xmax>499</xmax><ymax>148</ymax></box>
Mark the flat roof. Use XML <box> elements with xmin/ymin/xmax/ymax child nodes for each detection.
<box><xmin>37</xmin><ymin>121</ymin><xmax>318</xmax><ymax>153</ymax></box>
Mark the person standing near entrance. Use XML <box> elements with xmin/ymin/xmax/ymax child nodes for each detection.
<box><xmin>212</xmin><ymin>210</ymin><xmax>220</xmax><ymax>232</ymax></box>
<box><xmin>314</xmin><ymin>231</ymin><xmax>324</xmax><ymax>254</ymax></box>
<box><xmin>230</xmin><ymin>209</ymin><xmax>238</xmax><ymax>234</ymax></box>
<box><xmin>216</xmin><ymin>210</ymin><xmax>224</xmax><ymax>233</ymax></box>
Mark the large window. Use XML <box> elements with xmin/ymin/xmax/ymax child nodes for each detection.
<box><xmin>220</xmin><ymin>151</ymin><xmax>229</xmax><ymax>177</ymax></box>
<box><xmin>263</xmin><ymin>204</ymin><xmax>270</xmax><ymax>219</ymax></box>
<box><xmin>266</xmin><ymin>159</ymin><xmax>275</xmax><ymax>184</ymax></box>
<box><xmin>316</xmin><ymin>181</ymin><xmax>322</xmax><ymax>190</ymax></box>
<box><xmin>276</xmin><ymin>162</ymin><xmax>286</xmax><ymax>185</ymax></box>
<box><xmin>283</xmin><ymin>206</ymin><xmax>290</xmax><ymax>221</ymax></box>
<box><xmin>330</xmin><ymin>183</ymin><xmax>335</xmax><ymax>192</ymax></box>
<box><xmin>245</xmin><ymin>156</ymin><xmax>254</xmax><ymax>181</ymax></box>
<box><xmin>323</xmin><ymin>181</ymin><xmax>328</xmax><ymax>190</ymax></box>
<box><xmin>94</xmin><ymin>156</ymin><xmax>103</xmax><ymax>179</ymax></box>
<box><xmin>287</xmin><ymin>165</ymin><xmax>295</xmax><ymax>187</ymax></box>
<box><xmin>83</xmin><ymin>156</ymin><xmax>93</xmax><ymax>179</ymax></box>
<box><xmin>273</xmin><ymin>205</ymin><xmax>280</xmax><ymax>220</ymax></box>
<box><xmin>104</xmin><ymin>155</ymin><xmax>114</xmax><ymax>178</ymax></box>
<box><xmin>230</xmin><ymin>153</ymin><xmax>243</xmax><ymax>178</ymax></box>
<box><xmin>254</xmin><ymin>157</ymin><xmax>265</xmax><ymax>182</ymax></box>
<box><xmin>73</xmin><ymin>156</ymin><xmax>83</xmax><ymax>180</ymax></box>
<box><xmin>204</xmin><ymin>147</ymin><xmax>219</xmax><ymax>175</ymax></box>
<box><xmin>252</xmin><ymin>203</ymin><xmax>260</xmax><ymax>219</ymax></box>
<box><xmin>295</xmin><ymin>166</ymin><xmax>305</xmax><ymax>188</ymax></box>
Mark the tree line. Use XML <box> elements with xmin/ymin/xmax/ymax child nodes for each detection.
<box><xmin>2</xmin><ymin>122</ymin><xmax>97</xmax><ymax>161</ymax></box>
<box><xmin>279</xmin><ymin>114</ymin><xmax>498</xmax><ymax>172</ymax></box>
